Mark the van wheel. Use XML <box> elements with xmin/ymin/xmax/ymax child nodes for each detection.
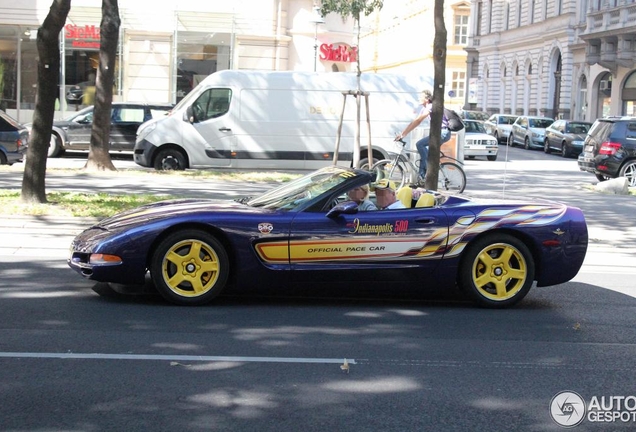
<box><xmin>358</xmin><ymin>156</ymin><xmax>379</xmax><ymax>171</ymax></box>
<box><xmin>48</xmin><ymin>135</ymin><xmax>63</xmax><ymax>158</ymax></box>
<box><xmin>154</xmin><ymin>148</ymin><xmax>187</xmax><ymax>171</ymax></box>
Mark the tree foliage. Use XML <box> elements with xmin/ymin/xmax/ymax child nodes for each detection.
<box><xmin>21</xmin><ymin>0</ymin><xmax>71</xmax><ymax>203</ymax></box>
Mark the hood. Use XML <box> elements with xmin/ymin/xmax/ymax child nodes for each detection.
<box><xmin>570</xmin><ymin>133</ymin><xmax>586</xmax><ymax>141</ymax></box>
<box><xmin>95</xmin><ymin>198</ymin><xmax>269</xmax><ymax>230</ymax></box>
<box><xmin>529</xmin><ymin>127</ymin><xmax>547</xmax><ymax>135</ymax></box>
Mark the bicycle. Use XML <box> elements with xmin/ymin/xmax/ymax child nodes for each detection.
<box><xmin>371</xmin><ymin>138</ymin><xmax>466</xmax><ymax>193</ymax></box>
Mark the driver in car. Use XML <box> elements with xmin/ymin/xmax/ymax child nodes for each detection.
<box><xmin>371</xmin><ymin>179</ymin><xmax>406</xmax><ymax>210</ymax></box>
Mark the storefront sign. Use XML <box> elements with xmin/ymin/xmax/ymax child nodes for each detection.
<box><xmin>319</xmin><ymin>43</ymin><xmax>357</xmax><ymax>63</ymax></box>
<box><xmin>65</xmin><ymin>24</ymin><xmax>100</xmax><ymax>49</ymax></box>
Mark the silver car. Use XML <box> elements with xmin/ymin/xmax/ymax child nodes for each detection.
<box><xmin>508</xmin><ymin>116</ymin><xmax>554</xmax><ymax>150</ymax></box>
<box><xmin>484</xmin><ymin>114</ymin><xmax>518</xmax><ymax>144</ymax></box>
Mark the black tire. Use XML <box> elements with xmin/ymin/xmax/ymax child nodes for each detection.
<box><xmin>507</xmin><ymin>134</ymin><xmax>514</xmax><ymax>147</ymax></box>
<box><xmin>595</xmin><ymin>174</ymin><xmax>609</xmax><ymax>182</ymax></box>
<box><xmin>543</xmin><ymin>139</ymin><xmax>551</xmax><ymax>154</ymax></box>
<box><xmin>560</xmin><ymin>142</ymin><xmax>569</xmax><ymax>158</ymax></box>
<box><xmin>154</xmin><ymin>148</ymin><xmax>187</xmax><ymax>171</ymax></box>
<box><xmin>371</xmin><ymin>159</ymin><xmax>406</xmax><ymax>189</ymax></box>
<box><xmin>48</xmin><ymin>134</ymin><xmax>63</xmax><ymax>158</ymax></box>
<box><xmin>524</xmin><ymin>136</ymin><xmax>530</xmax><ymax>150</ymax></box>
<box><xmin>619</xmin><ymin>161</ymin><xmax>636</xmax><ymax>187</ymax></box>
<box><xmin>438</xmin><ymin>162</ymin><xmax>466</xmax><ymax>193</ymax></box>
<box><xmin>487</xmin><ymin>155</ymin><xmax>497</xmax><ymax>161</ymax></box>
<box><xmin>459</xmin><ymin>234</ymin><xmax>535</xmax><ymax>308</ymax></box>
<box><xmin>358</xmin><ymin>156</ymin><xmax>379</xmax><ymax>171</ymax></box>
<box><xmin>0</xmin><ymin>152</ymin><xmax>7</xmax><ymax>165</ymax></box>
<box><xmin>150</xmin><ymin>229</ymin><xmax>229</xmax><ymax>306</ymax></box>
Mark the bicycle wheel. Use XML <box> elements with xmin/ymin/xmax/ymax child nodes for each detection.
<box><xmin>371</xmin><ymin>159</ymin><xmax>407</xmax><ymax>189</ymax></box>
<box><xmin>438</xmin><ymin>162</ymin><xmax>466</xmax><ymax>193</ymax></box>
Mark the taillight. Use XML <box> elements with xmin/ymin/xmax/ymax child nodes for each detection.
<box><xmin>16</xmin><ymin>139</ymin><xmax>23</xmax><ymax>150</ymax></box>
<box><xmin>599</xmin><ymin>142</ymin><xmax>621</xmax><ymax>155</ymax></box>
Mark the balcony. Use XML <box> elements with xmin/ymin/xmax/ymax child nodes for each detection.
<box><xmin>581</xmin><ymin>5</ymin><xmax>636</xmax><ymax>70</ymax></box>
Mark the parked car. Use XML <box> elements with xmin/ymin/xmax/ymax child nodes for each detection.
<box><xmin>68</xmin><ymin>165</ymin><xmax>588</xmax><ymax>309</ymax></box>
<box><xmin>484</xmin><ymin>114</ymin><xmax>518</xmax><ymax>144</ymax></box>
<box><xmin>544</xmin><ymin>119</ymin><xmax>592</xmax><ymax>158</ymax></box>
<box><xmin>0</xmin><ymin>110</ymin><xmax>29</xmax><ymax>165</ymax></box>
<box><xmin>463</xmin><ymin>119</ymin><xmax>499</xmax><ymax>161</ymax></box>
<box><xmin>508</xmin><ymin>116</ymin><xmax>554</xmax><ymax>149</ymax></box>
<box><xmin>578</xmin><ymin>116</ymin><xmax>636</xmax><ymax>186</ymax></box>
<box><xmin>459</xmin><ymin>110</ymin><xmax>489</xmax><ymax>122</ymax></box>
<box><xmin>48</xmin><ymin>102</ymin><xmax>173</xmax><ymax>157</ymax></box>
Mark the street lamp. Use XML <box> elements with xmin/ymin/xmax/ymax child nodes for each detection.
<box><xmin>310</xmin><ymin>6</ymin><xmax>325</xmax><ymax>71</ymax></box>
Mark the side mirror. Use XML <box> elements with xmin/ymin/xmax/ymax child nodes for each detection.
<box><xmin>326</xmin><ymin>200</ymin><xmax>359</xmax><ymax>218</ymax></box>
<box><xmin>185</xmin><ymin>106</ymin><xmax>194</xmax><ymax>123</ymax></box>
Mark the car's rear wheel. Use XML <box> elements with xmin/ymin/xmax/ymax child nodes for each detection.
<box><xmin>48</xmin><ymin>134</ymin><xmax>63</xmax><ymax>158</ymax></box>
<box><xmin>150</xmin><ymin>230</ymin><xmax>229</xmax><ymax>305</ymax></box>
<box><xmin>459</xmin><ymin>234</ymin><xmax>535</xmax><ymax>308</ymax></box>
<box><xmin>619</xmin><ymin>161</ymin><xmax>636</xmax><ymax>187</ymax></box>
<box><xmin>154</xmin><ymin>148</ymin><xmax>187</xmax><ymax>171</ymax></box>
<box><xmin>595</xmin><ymin>174</ymin><xmax>609</xmax><ymax>182</ymax></box>
<box><xmin>0</xmin><ymin>152</ymin><xmax>7</xmax><ymax>165</ymax></box>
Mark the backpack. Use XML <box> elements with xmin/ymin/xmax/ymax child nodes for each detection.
<box><xmin>444</xmin><ymin>108</ymin><xmax>465</xmax><ymax>132</ymax></box>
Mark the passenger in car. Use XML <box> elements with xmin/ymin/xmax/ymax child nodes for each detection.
<box><xmin>346</xmin><ymin>184</ymin><xmax>377</xmax><ymax>211</ymax></box>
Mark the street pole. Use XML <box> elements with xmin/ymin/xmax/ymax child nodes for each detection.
<box><xmin>310</xmin><ymin>6</ymin><xmax>324</xmax><ymax>72</ymax></box>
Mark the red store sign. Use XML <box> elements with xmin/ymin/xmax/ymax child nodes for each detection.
<box><xmin>65</xmin><ymin>24</ymin><xmax>101</xmax><ymax>49</ymax></box>
<box><xmin>319</xmin><ymin>43</ymin><xmax>357</xmax><ymax>63</ymax></box>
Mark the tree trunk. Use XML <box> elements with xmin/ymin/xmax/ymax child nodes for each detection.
<box><xmin>425</xmin><ymin>0</ymin><xmax>447</xmax><ymax>191</ymax></box>
<box><xmin>20</xmin><ymin>0</ymin><xmax>71</xmax><ymax>203</ymax></box>
<box><xmin>84</xmin><ymin>0</ymin><xmax>120</xmax><ymax>171</ymax></box>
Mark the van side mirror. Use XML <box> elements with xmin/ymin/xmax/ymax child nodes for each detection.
<box><xmin>185</xmin><ymin>106</ymin><xmax>194</xmax><ymax>123</ymax></box>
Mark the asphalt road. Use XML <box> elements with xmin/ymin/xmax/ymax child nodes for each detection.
<box><xmin>1</xmin><ymin>147</ymin><xmax>635</xmax><ymax>431</ymax></box>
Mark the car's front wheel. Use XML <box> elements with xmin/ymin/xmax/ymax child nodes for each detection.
<box><xmin>560</xmin><ymin>142</ymin><xmax>569</xmax><ymax>158</ymax></box>
<box><xmin>543</xmin><ymin>139</ymin><xmax>551</xmax><ymax>154</ymax></box>
<box><xmin>459</xmin><ymin>234</ymin><xmax>535</xmax><ymax>308</ymax></box>
<box><xmin>154</xmin><ymin>148</ymin><xmax>187</xmax><ymax>171</ymax></box>
<box><xmin>524</xmin><ymin>136</ymin><xmax>531</xmax><ymax>150</ymax></box>
<box><xmin>150</xmin><ymin>230</ymin><xmax>230</xmax><ymax>305</ymax></box>
<box><xmin>619</xmin><ymin>161</ymin><xmax>636</xmax><ymax>187</ymax></box>
<box><xmin>507</xmin><ymin>134</ymin><xmax>514</xmax><ymax>147</ymax></box>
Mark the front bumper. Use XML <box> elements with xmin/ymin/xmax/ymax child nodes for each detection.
<box><xmin>133</xmin><ymin>138</ymin><xmax>157</xmax><ymax>167</ymax></box>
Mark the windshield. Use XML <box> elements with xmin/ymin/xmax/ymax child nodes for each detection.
<box><xmin>247</xmin><ymin>166</ymin><xmax>355</xmax><ymax>211</ymax></box>
<box><xmin>529</xmin><ymin>118</ymin><xmax>554</xmax><ymax>128</ymax></box>
<box><xmin>466</xmin><ymin>121</ymin><xmax>486</xmax><ymax>133</ymax></box>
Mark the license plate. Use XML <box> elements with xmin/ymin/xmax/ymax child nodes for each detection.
<box><xmin>585</xmin><ymin>145</ymin><xmax>593</xmax><ymax>152</ymax></box>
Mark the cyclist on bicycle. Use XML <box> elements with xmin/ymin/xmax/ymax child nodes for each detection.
<box><xmin>394</xmin><ymin>89</ymin><xmax>451</xmax><ymax>183</ymax></box>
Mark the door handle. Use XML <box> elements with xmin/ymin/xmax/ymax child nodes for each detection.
<box><xmin>219</xmin><ymin>127</ymin><xmax>231</xmax><ymax>132</ymax></box>
<box><xmin>415</xmin><ymin>218</ymin><xmax>436</xmax><ymax>224</ymax></box>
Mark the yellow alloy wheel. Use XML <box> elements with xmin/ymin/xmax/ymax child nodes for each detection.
<box><xmin>471</xmin><ymin>242</ymin><xmax>527</xmax><ymax>302</ymax></box>
<box><xmin>162</xmin><ymin>239</ymin><xmax>220</xmax><ymax>297</ymax></box>
<box><xmin>459</xmin><ymin>233</ymin><xmax>535</xmax><ymax>308</ymax></box>
<box><xmin>151</xmin><ymin>229</ymin><xmax>229</xmax><ymax>305</ymax></box>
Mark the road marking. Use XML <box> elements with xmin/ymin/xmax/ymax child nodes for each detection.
<box><xmin>0</xmin><ymin>352</ymin><xmax>355</xmax><ymax>364</ymax></box>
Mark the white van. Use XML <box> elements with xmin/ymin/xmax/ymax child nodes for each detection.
<box><xmin>134</xmin><ymin>70</ymin><xmax>435</xmax><ymax>171</ymax></box>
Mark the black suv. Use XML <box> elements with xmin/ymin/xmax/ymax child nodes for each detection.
<box><xmin>578</xmin><ymin>117</ymin><xmax>636</xmax><ymax>186</ymax></box>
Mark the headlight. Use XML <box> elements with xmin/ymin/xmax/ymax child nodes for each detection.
<box><xmin>137</xmin><ymin>121</ymin><xmax>156</xmax><ymax>141</ymax></box>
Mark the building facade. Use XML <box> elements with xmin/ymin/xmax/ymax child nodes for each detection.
<box><xmin>466</xmin><ymin>0</ymin><xmax>636</xmax><ymax>121</ymax></box>
<box><xmin>358</xmin><ymin>0</ymin><xmax>472</xmax><ymax>111</ymax></box>
<box><xmin>0</xmin><ymin>0</ymin><xmax>358</xmax><ymax>122</ymax></box>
